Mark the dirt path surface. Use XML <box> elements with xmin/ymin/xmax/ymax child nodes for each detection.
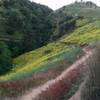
<box><xmin>68</xmin><ymin>48</ymin><xmax>94</xmax><ymax>100</ymax></box>
<box><xmin>2</xmin><ymin>48</ymin><xmax>93</xmax><ymax>100</ymax></box>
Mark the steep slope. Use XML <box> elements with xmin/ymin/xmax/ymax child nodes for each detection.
<box><xmin>0</xmin><ymin>0</ymin><xmax>52</xmax><ymax>56</ymax></box>
<box><xmin>0</xmin><ymin>1</ymin><xmax>100</xmax><ymax>98</ymax></box>
<box><xmin>0</xmin><ymin>17</ymin><xmax>100</xmax><ymax>81</ymax></box>
<box><xmin>49</xmin><ymin>1</ymin><xmax>100</xmax><ymax>41</ymax></box>
<box><xmin>0</xmin><ymin>43</ymin><xmax>82</xmax><ymax>81</ymax></box>
<box><xmin>60</xmin><ymin>20</ymin><xmax>100</xmax><ymax>45</ymax></box>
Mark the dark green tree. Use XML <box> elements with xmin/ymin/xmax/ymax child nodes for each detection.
<box><xmin>0</xmin><ymin>41</ymin><xmax>12</xmax><ymax>75</ymax></box>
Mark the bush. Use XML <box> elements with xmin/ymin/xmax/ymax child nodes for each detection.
<box><xmin>0</xmin><ymin>42</ymin><xmax>12</xmax><ymax>75</ymax></box>
<box><xmin>44</xmin><ymin>49</ymin><xmax>52</xmax><ymax>55</ymax></box>
<box><xmin>81</xmin><ymin>43</ymin><xmax>100</xmax><ymax>100</ymax></box>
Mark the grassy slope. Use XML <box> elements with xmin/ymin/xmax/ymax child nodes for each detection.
<box><xmin>0</xmin><ymin>19</ymin><xmax>99</xmax><ymax>81</ymax></box>
<box><xmin>58</xmin><ymin>3</ymin><xmax>100</xmax><ymax>19</ymax></box>
<box><xmin>61</xmin><ymin>20</ymin><xmax>100</xmax><ymax>45</ymax></box>
<box><xmin>0</xmin><ymin>43</ymin><xmax>82</xmax><ymax>81</ymax></box>
<box><xmin>0</xmin><ymin>3</ymin><xmax>100</xmax><ymax>81</ymax></box>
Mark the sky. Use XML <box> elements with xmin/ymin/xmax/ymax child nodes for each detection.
<box><xmin>30</xmin><ymin>0</ymin><xmax>100</xmax><ymax>10</ymax></box>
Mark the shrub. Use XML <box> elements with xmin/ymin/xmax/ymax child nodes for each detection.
<box><xmin>81</xmin><ymin>43</ymin><xmax>100</xmax><ymax>100</ymax></box>
<box><xmin>44</xmin><ymin>49</ymin><xmax>52</xmax><ymax>55</ymax></box>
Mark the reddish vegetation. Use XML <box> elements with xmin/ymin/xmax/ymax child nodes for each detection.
<box><xmin>36</xmin><ymin>63</ymin><xmax>84</xmax><ymax>100</ymax></box>
<box><xmin>0</xmin><ymin>48</ymin><xmax>92</xmax><ymax>100</ymax></box>
<box><xmin>68</xmin><ymin>81</ymin><xmax>86</xmax><ymax>100</ymax></box>
<box><xmin>0</xmin><ymin>60</ymin><xmax>70</xmax><ymax>97</ymax></box>
<box><xmin>25</xmin><ymin>48</ymin><xmax>92</xmax><ymax>100</ymax></box>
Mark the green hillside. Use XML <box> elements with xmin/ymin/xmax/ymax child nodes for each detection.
<box><xmin>0</xmin><ymin>2</ymin><xmax>100</xmax><ymax>98</ymax></box>
<box><xmin>0</xmin><ymin>17</ymin><xmax>100</xmax><ymax>81</ymax></box>
<box><xmin>0</xmin><ymin>0</ymin><xmax>53</xmax><ymax>57</ymax></box>
<box><xmin>0</xmin><ymin>1</ymin><xmax>100</xmax><ymax>82</ymax></box>
<box><xmin>56</xmin><ymin>2</ymin><xmax>100</xmax><ymax>19</ymax></box>
<box><xmin>61</xmin><ymin>20</ymin><xmax>100</xmax><ymax>45</ymax></box>
<box><xmin>0</xmin><ymin>0</ymin><xmax>77</xmax><ymax>76</ymax></box>
<box><xmin>0</xmin><ymin>42</ymin><xmax>82</xmax><ymax>81</ymax></box>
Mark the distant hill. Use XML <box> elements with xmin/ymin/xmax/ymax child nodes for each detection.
<box><xmin>48</xmin><ymin>1</ymin><xmax>100</xmax><ymax>40</ymax></box>
<box><xmin>54</xmin><ymin>1</ymin><xmax>100</xmax><ymax>19</ymax></box>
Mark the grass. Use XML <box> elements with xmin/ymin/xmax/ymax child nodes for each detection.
<box><xmin>58</xmin><ymin>3</ymin><xmax>100</xmax><ymax>20</ymax></box>
<box><xmin>0</xmin><ymin>17</ymin><xmax>100</xmax><ymax>82</ymax></box>
<box><xmin>0</xmin><ymin>46</ymin><xmax>82</xmax><ymax>81</ymax></box>
<box><xmin>0</xmin><ymin>45</ymin><xmax>83</xmax><ymax>97</ymax></box>
<box><xmin>60</xmin><ymin>21</ymin><xmax>100</xmax><ymax>45</ymax></box>
<box><xmin>60</xmin><ymin>78</ymin><xmax>83</xmax><ymax>100</ymax></box>
<box><xmin>0</xmin><ymin>3</ymin><xmax>100</xmax><ymax>98</ymax></box>
<box><xmin>80</xmin><ymin>43</ymin><xmax>100</xmax><ymax>100</ymax></box>
<box><xmin>0</xmin><ymin>46</ymin><xmax>83</xmax><ymax>97</ymax></box>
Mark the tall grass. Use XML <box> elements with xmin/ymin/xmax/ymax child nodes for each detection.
<box><xmin>61</xmin><ymin>21</ymin><xmax>100</xmax><ymax>45</ymax></box>
<box><xmin>81</xmin><ymin>43</ymin><xmax>100</xmax><ymax>100</ymax></box>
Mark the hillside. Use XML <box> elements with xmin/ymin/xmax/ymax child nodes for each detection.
<box><xmin>0</xmin><ymin>1</ymin><xmax>100</xmax><ymax>99</ymax></box>
<box><xmin>55</xmin><ymin>1</ymin><xmax>100</xmax><ymax>19</ymax></box>
<box><xmin>0</xmin><ymin>0</ymin><xmax>52</xmax><ymax>56</ymax></box>
<box><xmin>0</xmin><ymin>16</ymin><xmax>100</xmax><ymax>81</ymax></box>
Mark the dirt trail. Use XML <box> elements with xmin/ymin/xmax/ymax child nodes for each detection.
<box><xmin>3</xmin><ymin>48</ymin><xmax>93</xmax><ymax>100</ymax></box>
<box><xmin>68</xmin><ymin>48</ymin><xmax>93</xmax><ymax>100</ymax></box>
<box><xmin>19</xmin><ymin>49</ymin><xmax>92</xmax><ymax>100</ymax></box>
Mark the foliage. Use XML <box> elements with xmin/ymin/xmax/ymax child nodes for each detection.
<box><xmin>0</xmin><ymin>12</ymin><xmax>100</xmax><ymax>81</ymax></box>
<box><xmin>49</xmin><ymin>12</ymin><xmax>76</xmax><ymax>39</ymax></box>
<box><xmin>0</xmin><ymin>42</ymin><xmax>12</xmax><ymax>75</ymax></box>
<box><xmin>0</xmin><ymin>0</ymin><xmax>53</xmax><ymax>56</ymax></box>
<box><xmin>60</xmin><ymin>79</ymin><xmax>82</xmax><ymax>100</ymax></box>
<box><xmin>0</xmin><ymin>0</ymin><xmax>100</xmax><ymax>92</ymax></box>
<box><xmin>81</xmin><ymin>43</ymin><xmax>100</xmax><ymax>100</ymax></box>
<box><xmin>0</xmin><ymin>0</ymin><xmax>79</xmax><ymax>57</ymax></box>
<box><xmin>61</xmin><ymin>21</ymin><xmax>100</xmax><ymax>45</ymax></box>
<box><xmin>0</xmin><ymin>42</ymin><xmax>82</xmax><ymax>81</ymax></box>
<box><xmin>58</xmin><ymin>2</ymin><xmax>100</xmax><ymax>19</ymax></box>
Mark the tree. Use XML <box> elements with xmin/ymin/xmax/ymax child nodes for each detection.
<box><xmin>0</xmin><ymin>42</ymin><xmax>12</xmax><ymax>75</ymax></box>
<box><xmin>0</xmin><ymin>0</ymin><xmax>53</xmax><ymax>56</ymax></box>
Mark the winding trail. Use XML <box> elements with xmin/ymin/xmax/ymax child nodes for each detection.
<box><xmin>68</xmin><ymin>48</ymin><xmax>94</xmax><ymax>100</ymax></box>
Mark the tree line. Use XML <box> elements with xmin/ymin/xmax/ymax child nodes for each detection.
<box><xmin>0</xmin><ymin>0</ymin><xmax>77</xmax><ymax>74</ymax></box>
